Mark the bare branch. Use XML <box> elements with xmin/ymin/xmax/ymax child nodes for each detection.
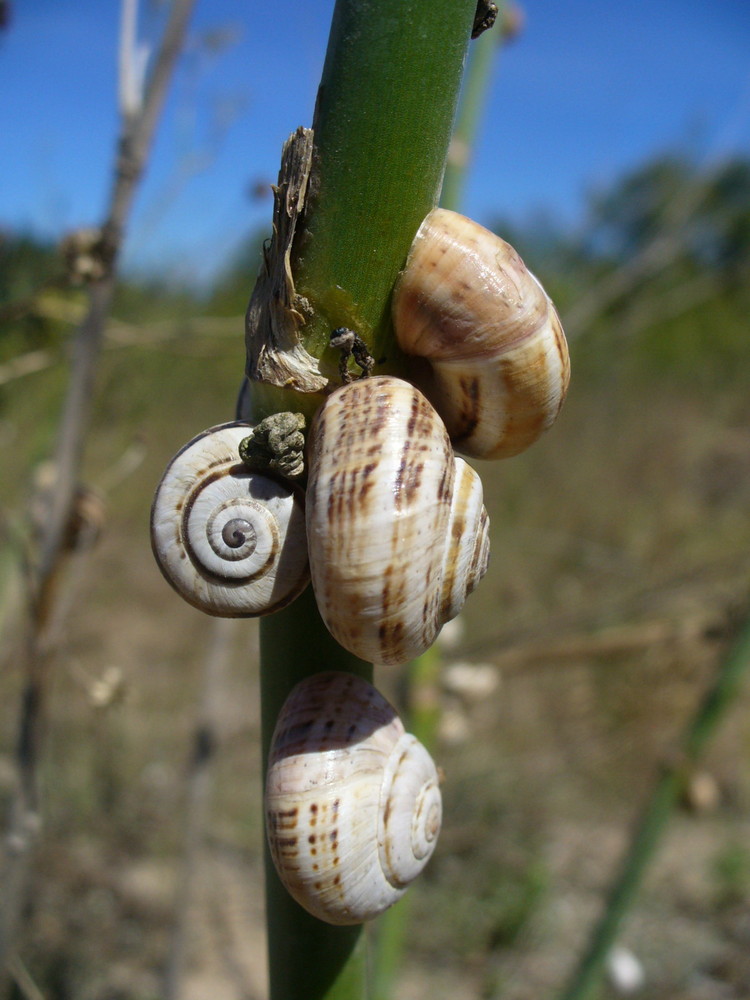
<box><xmin>0</xmin><ymin>0</ymin><xmax>197</xmax><ymax>981</ymax></box>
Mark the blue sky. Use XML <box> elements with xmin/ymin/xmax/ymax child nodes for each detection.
<box><xmin>1</xmin><ymin>1</ymin><xmax>749</xmax><ymax>286</ymax></box>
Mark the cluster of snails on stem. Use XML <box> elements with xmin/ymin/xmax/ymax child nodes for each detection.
<box><xmin>151</xmin><ymin>208</ymin><xmax>570</xmax><ymax>925</ymax></box>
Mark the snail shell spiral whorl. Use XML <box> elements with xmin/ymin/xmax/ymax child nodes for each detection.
<box><xmin>265</xmin><ymin>671</ymin><xmax>442</xmax><ymax>925</ymax></box>
<box><xmin>151</xmin><ymin>422</ymin><xmax>309</xmax><ymax>616</ymax></box>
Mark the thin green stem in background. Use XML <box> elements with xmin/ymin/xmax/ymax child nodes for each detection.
<box><xmin>370</xmin><ymin>16</ymin><xmax>508</xmax><ymax>990</ymax></box>
<box><xmin>371</xmin><ymin>643</ymin><xmax>442</xmax><ymax>1000</ymax></box>
<box><xmin>556</xmin><ymin>611</ymin><xmax>750</xmax><ymax>1000</ymax></box>
<box><xmin>441</xmin><ymin>3</ymin><xmax>506</xmax><ymax>213</ymax></box>
<box><xmin>256</xmin><ymin>1</ymin><xmax>477</xmax><ymax>997</ymax></box>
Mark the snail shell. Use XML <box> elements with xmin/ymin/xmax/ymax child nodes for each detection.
<box><xmin>392</xmin><ymin>207</ymin><xmax>570</xmax><ymax>460</ymax></box>
<box><xmin>151</xmin><ymin>422</ymin><xmax>309</xmax><ymax>616</ymax></box>
<box><xmin>265</xmin><ymin>671</ymin><xmax>442</xmax><ymax>925</ymax></box>
<box><xmin>306</xmin><ymin>375</ymin><xmax>489</xmax><ymax>666</ymax></box>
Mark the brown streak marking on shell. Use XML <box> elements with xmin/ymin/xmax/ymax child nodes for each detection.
<box><xmin>406</xmin><ymin>390</ymin><xmax>421</xmax><ymax>439</ymax></box>
<box><xmin>325</xmin><ymin>469</ymin><xmax>340</xmax><ymax>525</ymax></box>
<box><xmin>380</xmin><ymin>562</ymin><xmax>393</xmax><ymax>649</ymax></box>
<box><xmin>358</xmin><ymin>461</ymin><xmax>377</xmax><ymax>503</ymax></box>
<box><xmin>335</xmin><ymin>468</ymin><xmax>349</xmax><ymax>524</ymax></box>
<box><xmin>378</xmin><ymin>618</ymin><xmax>404</xmax><ymax>659</ymax></box>
<box><xmin>420</xmin><ymin>592</ymin><xmax>434</xmax><ymax>645</ymax></box>
<box><xmin>451</xmin><ymin>375</ymin><xmax>481</xmax><ymax>445</ymax></box>
<box><xmin>440</xmin><ymin>495</ymin><xmax>468</xmax><ymax>618</ymax></box>
<box><xmin>195</xmin><ymin>455</ymin><xmax>231</xmax><ymax>478</ymax></box>
<box><xmin>436</xmin><ymin>461</ymin><xmax>452</xmax><ymax>504</ymax></box>
<box><xmin>344</xmin><ymin>471</ymin><xmax>360</xmax><ymax>538</ymax></box>
<box><xmin>366</xmin><ymin>384</ymin><xmax>390</xmax><ymax>439</ymax></box>
<box><xmin>314</xmin><ymin>409</ymin><xmax>327</xmax><ymax>441</ymax></box>
<box><xmin>392</xmin><ymin>446</ymin><xmax>408</xmax><ymax>512</ymax></box>
<box><xmin>402</xmin><ymin>455</ymin><xmax>424</xmax><ymax>507</ymax></box>
<box><xmin>386</xmin><ymin>518</ymin><xmax>409</xmax><ymax>608</ymax></box>
<box><xmin>422</xmin><ymin>581</ymin><xmax>443</xmax><ymax>647</ymax></box>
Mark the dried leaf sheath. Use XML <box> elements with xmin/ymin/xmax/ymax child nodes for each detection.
<box><xmin>245</xmin><ymin>128</ymin><xmax>329</xmax><ymax>395</ymax></box>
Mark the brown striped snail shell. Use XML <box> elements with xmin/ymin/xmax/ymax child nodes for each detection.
<box><xmin>265</xmin><ymin>671</ymin><xmax>442</xmax><ymax>925</ymax></box>
<box><xmin>151</xmin><ymin>422</ymin><xmax>309</xmax><ymax>616</ymax></box>
<box><xmin>305</xmin><ymin>375</ymin><xmax>489</xmax><ymax>666</ymax></box>
<box><xmin>392</xmin><ymin>207</ymin><xmax>570</xmax><ymax>460</ymax></box>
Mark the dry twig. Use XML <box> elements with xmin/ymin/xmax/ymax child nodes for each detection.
<box><xmin>0</xmin><ymin>0</ymin><xmax>197</xmax><ymax>984</ymax></box>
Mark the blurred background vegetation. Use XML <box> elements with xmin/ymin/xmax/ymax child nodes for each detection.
<box><xmin>1</xmin><ymin>144</ymin><xmax>749</xmax><ymax>999</ymax></box>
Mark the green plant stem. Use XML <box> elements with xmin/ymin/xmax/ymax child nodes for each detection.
<box><xmin>406</xmin><ymin>643</ymin><xmax>444</xmax><ymax>747</ymax></box>
<box><xmin>260</xmin><ymin>589</ymin><xmax>372</xmax><ymax>1000</ymax></box>
<box><xmin>556</xmin><ymin>612</ymin><xmax>750</xmax><ymax>1000</ymax></box>
<box><xmin>256</xmin><ymin>3</ymin><xmax>476</xmax><ymax>999</ymax></box>
<box><xmin>371</xmin><ymin>642</ymin><xmax>442</xmax><ymax>1000</ymax></box>
<box><xmin>291</xmin><ymin>0</ymin><xmax>477</xmax><ymax>364</ymax></box>
<box><xmin>440</xmin><ymin>8</ymin><xmax>504</xmax><ymax>213</ymax></box>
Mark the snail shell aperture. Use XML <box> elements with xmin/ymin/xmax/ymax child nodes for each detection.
<box><xmin>305</xmin><ymin>375</ymin><xmax>490</xmax><ymax>666</ymax></box>
<box><xmin>392</xmin><ymin>207</ymin><xmax>570</xmax><ymax>460</ymax></box>
<box><xmin>265</xmin><ymin>671</ymin><xmax>442</xmax><ymax>925</ymax></box>
<box><xmin>151</xmin><ymin>422</ymin><xmax>309</xmax><ymax>616</ymax></box>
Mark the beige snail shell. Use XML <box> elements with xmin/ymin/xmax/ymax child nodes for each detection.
<box><xmin>392</xmin><ymin>207</ymin><xmax>570</xmax><ymax>460</ymax></box>
<box><xmin>305</xmin><ymin>375</ymin><xmax>489</xmax><ymax>666</ymax></box>
<box><xmin>151</xmin><ymin>422</ymin><xmax>309</xmax><ymax>616</ymax></box>
<box><xmin>265</xmin><ymin>671</ymin><xmax>442</xmax><ymax>925</ymax></box>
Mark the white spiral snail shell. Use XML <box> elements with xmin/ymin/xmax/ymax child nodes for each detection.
<box><xmin>392</xmin><ymin>207</ymin><xmax>570</xmax><ymax>460</ymax></box>
<box><xmin>265</xmin><ymin>671</ymin><xmax>442</xmax><ymax>925</ymax></box>
<box><xmin>305</xmin><ymin>375</ymin><xmax>490</xmax><ymax>666</ymax></box>
<box><xmin>151</xmin><ymin>422</ymin><xmax>309</xmax><ymax>616</ymax></box>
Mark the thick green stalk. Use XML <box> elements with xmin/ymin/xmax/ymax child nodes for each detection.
<box><xmin>260</xmin><ymin>590</ymin><xmax>372</xmax><ymax>1000</ymax></box>
<box><xmin>556</xmin><ymin>613</ymin><xmax>750</xmax><ymax>1000</ymax></box>
<box><xmin>292</xmin><ymin>0</ymin><xmax>477</xmax><ymax>363</ymax></box>
<box><xmin>256</xmin><ymin>3</ymin><xmax>476</xmax><ymax>999</ymax></box>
